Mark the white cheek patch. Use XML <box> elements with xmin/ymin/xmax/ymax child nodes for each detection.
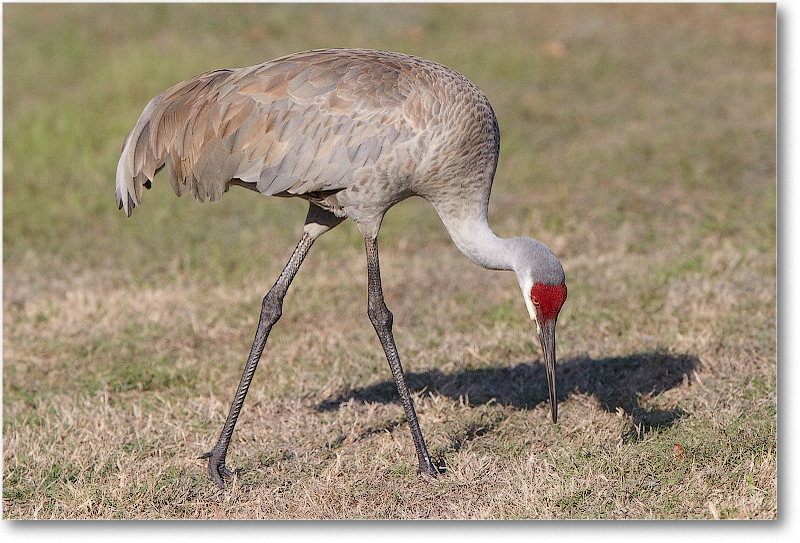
<box><xmin>523</xmin><ymin>296</ymin><xmax>537</xmax><ymax>320</ymax></box>
<box><xmin>518</xmin><ymin>274</ymin><xmax>537</xmax><ymax>320</ymax></box>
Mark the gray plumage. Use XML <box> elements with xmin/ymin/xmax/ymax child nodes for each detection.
<box><xmin>116</xmin><ymin>49</ymin><xmax>567</xmax><ymax>488</ymax></box>
<box><xmin>117</xmin><ymin>49</ymin><xmax>494</xmax><ymax>235</ymax></box>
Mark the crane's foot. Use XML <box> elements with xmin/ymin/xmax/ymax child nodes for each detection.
<box><xmin>199</xmin><ymin>449</ymin><xmax>236</xmax><ymax>489</ymax></box>
<box><xmin>417</xmin><ymin>456</ymin><xmax>443</xmax><ymax>478</ymax></box>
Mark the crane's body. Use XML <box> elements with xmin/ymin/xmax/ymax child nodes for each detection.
<box><xmin>116</xmin><ymin>49</ymin><xmax>567</xmax><ymax>489</ymax></box>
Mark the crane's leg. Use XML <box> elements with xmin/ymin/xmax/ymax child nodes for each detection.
<box><xmin>364</xmin><ymin>237</ymin><xmax>438</xmax><ymax>477</ymax></box>
<box><xmin>200</xmin><ymin>231</ymin><xmax>315</xmax><ymax>489</ymax></box>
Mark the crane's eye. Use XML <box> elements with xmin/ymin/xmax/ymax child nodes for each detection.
<box><xmin>532</xmin><ymin>297</ymin><xmax>540</xmax><ymax>306</ymax></box>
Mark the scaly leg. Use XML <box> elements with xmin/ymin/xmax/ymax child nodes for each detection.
<box><xmin>201</xmin><ymin>232</ymin><xmax>315</xmax><ymax>488</ymax></box>
<box><xmin>364</xmin><ymin>237</ymin><xmax>438</xmax><ymax>476</ymax></box>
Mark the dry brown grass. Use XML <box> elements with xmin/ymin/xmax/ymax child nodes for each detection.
<box><xmin>3</xmin><ymin>3</ymin><xmax>775</xmax><ymax>520</ymax></box>
<box><xmin>3</xmin><ymin>246</ymin><xmax>776</xmax><ymax>519</ymax></box>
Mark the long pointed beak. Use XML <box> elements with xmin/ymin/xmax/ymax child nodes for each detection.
<box><xmin>537</xmin><ymin>318</ymin><xmax>558</xmax><ymax>423</ymax></box>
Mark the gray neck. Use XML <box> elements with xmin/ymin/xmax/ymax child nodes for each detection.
<box><xmin>439</xmin><ymin>214</ymin><xmax>564</xmax><ymax>284</ymax></box>
<box><xmin>439</xmin><ymin>215</ymin><xmax>520</xmax><ymax>272</ymax></box>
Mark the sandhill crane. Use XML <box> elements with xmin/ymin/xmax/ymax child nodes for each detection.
<box><xmin>116</xmin><ymin>48</ymin><xmax>567</xmax><ymax>489</ymax></box>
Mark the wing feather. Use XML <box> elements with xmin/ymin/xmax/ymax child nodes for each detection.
<box><xmin>116</xmin><ymin>49</ymin><xmax>428</xmax><ymax>216</ymax></box>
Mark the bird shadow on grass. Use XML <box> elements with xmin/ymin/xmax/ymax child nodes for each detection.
<box><xmin>317</xmin><ymin>351</ymin><xmax>698</xmax><ymax>443</ymax></box>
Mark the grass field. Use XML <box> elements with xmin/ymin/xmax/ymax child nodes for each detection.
<box><xmin>3</xmin><ymin>3</ymin><xmax>776</xmax><ymax>519</ymax></box>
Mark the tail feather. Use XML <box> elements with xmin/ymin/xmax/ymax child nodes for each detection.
<box><xmin>115</xmin><ymin>93</ymin><xmax>164</xmax><ymax>217</ymax></box>
<box><xmin>115</xmin><ymin>70</ymin><xmax>236</xmax><ymax>217</ymax></box>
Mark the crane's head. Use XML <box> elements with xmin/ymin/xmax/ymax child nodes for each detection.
<box><xmin>514</xmin><ymin>239</ymin><xmax>567</xmax><ymax>423</ymax></box>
